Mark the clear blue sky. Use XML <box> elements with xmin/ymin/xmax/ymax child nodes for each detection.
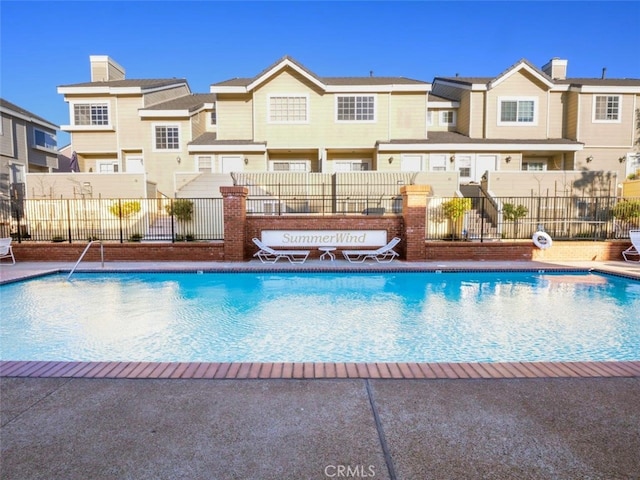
<box><xmin>2</xmin><ymin>1</ymin><xmax>639</xmax><ymax>147</ymax></box>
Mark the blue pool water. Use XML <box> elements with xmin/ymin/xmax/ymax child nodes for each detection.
<box><xmin>1</xmin><ymin>271</ymin><xmax>639</xmax><ymax>363</ymax></box>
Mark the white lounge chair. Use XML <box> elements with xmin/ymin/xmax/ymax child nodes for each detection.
<box><xmin>622</xmin><ymin>229</ymin><xmax>640</xmax><ymax>263</ymax></box>
<box><xmin>0</xmin><ymin>238</ymin><xmax>16</xmax><ymax>265</ymax></box>
<box><xmin>252</xmin><ymin>238</ymin><xmax>310</xmax><ymax>264</ymax></box>
<box><xmin>342</xmin><ymin>237</ymin><xmax>401</xmax><ymax>263</ymax></box>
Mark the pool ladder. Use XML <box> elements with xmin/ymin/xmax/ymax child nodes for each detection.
<box><xmin>67</xmin><ymin>240</ymin><xmax>104</xmax><ymax>280</ymax></box>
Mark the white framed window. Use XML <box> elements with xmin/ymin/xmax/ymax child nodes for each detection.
<box><xmin>210</xmin><ymin>111</ymin><xmax>217</xmax><ymax>125</ymax></box>
<box><xmin>197</xmin><ymin>155</ymin><xmax>213</xmax><ymax>172</ymax></box>
<box><xmin>498</xmin><ymin>97</ymin><xmax>537</xmax><ymax>125</ymax></box>
<box><xmin>33</xmin><ymin>129</ymin><xmax>56</xmax><ymax>150</ymax></box>
<box><xmin>269</xmin><ymin>95</ymin><xmax>308</xmax><ymax>123</ymax></box>
<box><xmin>440</xmin><ymin>111</ymin><xmax>456</xmax><ymax>126</ymax></box>
<box><xmin>154</xmin><ymin>124</ymin><xmax>180</xmax><ymax>150</ymax></box>
<box><xmin>270</xmin><ymin>161</ymin><xmax>309</xmax><ymax>172</ymax></box>
<box><xmin>336</xmin><ymin>95</ymin><xmax>376</xmax><ymax>122</ymax></box>
<box><xmin>73</xmin><ymin>103</ymin><xmax>109</xmax><ymax>126</ymax></box>
<box><xmin>334</xmin><ymin>161</ymin><xmax>370</xmax><ymax>172</ymax></box>
<box><xmin>96</xmin><ymin>160</ymin><xmax>118</xmax><ymax>173</ymax></box>
<box><xmin>427</xmin><ymin>111</ymin><xmax>434</xmax><ymax>126</ymax></box>
<box><xmin>593</xmin><ymin>95</ymin><xmax>621</xmax><ymax>122</ymax></box>
<box><xmin>523</xmin><ymin>162</ymin><xmax>546</xmax><ymax>171</ymax></box>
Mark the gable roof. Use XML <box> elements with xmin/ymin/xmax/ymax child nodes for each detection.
<box><xmin>211</xmin><ymin>55</ymin><xmax>430</xmax><ymax>93</ymax></box>
<box><xmin>434</xmin><ymin>58</ymin><xmax>554</xmax><ymax>91</ymax></box>
<box><xmin>58</xmin><ymin>78</ymin><xmax>189</xmax><ymax>95</ymax></box>
<box><xmin>0</xmin><ymin>98</ymin><xmax>59</xmax><ymax>130</ymax></box>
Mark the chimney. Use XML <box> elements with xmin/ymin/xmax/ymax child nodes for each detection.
<box><xmin>601</xmin><ymin>67</ymin><xmax>607</xmax><ymax>79</ymax></box>
<box><xmin>90</xmin><ymin>55</ymin><xmax>125</xmax><ymax>82</ymax></box>
<box><xmin>542</xmin><ymin>58</ymin><xmax>568</xmax><ymax>80</ymax></box>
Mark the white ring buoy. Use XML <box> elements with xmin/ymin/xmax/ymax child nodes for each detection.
<box><xmin>533</xmin><ymin>231</ymin><xmax>553</xmax><ymax>249</ymax></box>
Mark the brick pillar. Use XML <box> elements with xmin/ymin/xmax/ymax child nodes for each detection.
<box><xmin>220</xmin><ymin>186</ymin><xmax>248</xmax><ymax>261</ymax></box>
<box><xmin>401</xmin><ymin>185</ymin><xmax>431</xmax><ymax>261</ymax></box>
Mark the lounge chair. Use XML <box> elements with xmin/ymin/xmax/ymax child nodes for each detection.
<box><xmin>622</xmin><ymin>230</ymin><xmax>640</xmax><ymax>263</ymax></box>
<box><xmin>0</xmin><ymin>238</ymin><xmax>16</xmax><ymax>265</ymax></box>
<box><xmin>342</xmin><ymin>237</ymin><xmax>401</xmax><ymax>263</ymax></box>
<box><xmin>252</xmin><ymin>238</ymin><xmax>310</xmax><ymax>264</ymax></box>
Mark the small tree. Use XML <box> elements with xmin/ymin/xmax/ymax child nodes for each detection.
<box><xmin>502</xmin><ymin>203</ymin><xmax>529</xmax><ymax>238</ymax></box>
<box><xmin>109</xmin><ymin>200</ymin><xmax>141</xmax><ymax>218</ymax></box>
<box><xmin>442</xmin><ymin>198</ymin><xmax>472</xmax><ymax>239</ymax></box>
<box><xmin>165</xmin><ymin>199</ymin><xmax>194</xmax><ymax>240</ymax></box>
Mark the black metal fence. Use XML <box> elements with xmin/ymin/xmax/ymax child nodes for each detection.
<box><xmin>426</xmin><ymin>196</ymin><xmax>640</xmax><ymax>241</ymax></box>
<box><xmin>1</xmin><ymin>198</ymin><xmax>224</xmax><ymax>243</ymax></box>
<box><xmin>1</xmin><ymin>194</ymin><xmax>638</xmax><ymax>244</ymax></box>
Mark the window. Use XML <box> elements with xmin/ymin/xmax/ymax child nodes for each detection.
<box><xmin>427</xmin><ymin>111</ymin><xmax>433</xmax><ymax>126</ymax></box>
<box><xmin>74</xmin><ymin>103</ymin><xmax>109</xmax><ymax>126</ymax></box>
<box><xmin>270</xmin><ymin>161</ymin><xmax>308</xmax><ymax>172</ymax></box>
<box><xmin>593</xmin><ymin>95</ymin><xmax>620</xmax><ymax>121</ymax></box>
<box><xmin>440</xmin><ymin>111</ymin><xmax>456</xmax><ymax>126</ymax></box>
<box><xmin>498</xmin><ymin>98</ymin><xmax>537</xmax><ymax>125</ymax></box>
<box><xmin>197</xmin><ymin>156</ymin><xmax>212</xmax><ymax>172</ymax></box>
<box><xmin>523</xmin><ymin>162</ymin><xmax>546</xmax><ymax>171</ymax></box>
<box><xmin>155</xmin><ymin>125</ymin><xmax>180</xmax><ymax>150</ymax></box>
<box><xmin>34</xmin><ymin>129</ymin><xmax>56</xmax><ymax>150</ymax></box>
<box><xmin>97</xmin><ymin>161</ymin><xmax>118</xmax><ymax>173</ymax></box>
<box><xmin>210</xmin><ymin>111</ymin><xmax>217</xmax><ymax>125</ymax></box>
<box><xmin>334</xmin><ymin>161</ymin><xmax>370</xmax><ymax>172</ymax></box>
<box><xmin>269</xmin><ymin>96</ymin><xmax>308</xmax><ymax>122</ymax></box>
<box><xmin>336</xmin><ymin>95</ymin><xmax>375</xmax><ymax>121</ymax></box>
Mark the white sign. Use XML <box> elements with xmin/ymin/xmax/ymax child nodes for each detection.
<box><xmin>261</xmin><ymin>230</ymin><xmax>388</xmax><ymax>247</ymax></box>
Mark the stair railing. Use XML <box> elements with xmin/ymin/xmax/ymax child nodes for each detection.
<box><xmin>67</xmin><ymin>240</ymin><xmax>104</xmax><ymax>280</ymax></box>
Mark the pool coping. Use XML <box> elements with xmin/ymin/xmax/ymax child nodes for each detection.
<box><xmin>2</xmin><ymin>260</ymin><xmax>639</xmax><ymax>380</ymax></box>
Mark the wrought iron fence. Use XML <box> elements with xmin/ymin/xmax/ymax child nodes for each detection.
<box><xmin>2</xmin><ymin>194</ymin><xmax>638</xmax><ymax>244</ymax></box>
<box><xmin>3</xmin><ymin>198</ymin><xmax>224</xmax><ymax>243</ymax></box>
<box><xmin>426</xmin><ymin>196</ymin><xmax>640</xmax><ymax>241</ymax></box>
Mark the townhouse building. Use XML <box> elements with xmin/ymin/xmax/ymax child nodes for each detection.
<box><xmin>49</xmin><ymin>55</ymin><xmax>639</xmax><ymax>200</ymax></box>
<box><xmin>0</xmin><ymin>98</ymin><xmax>59</xmax><ymax>200</ymax></box>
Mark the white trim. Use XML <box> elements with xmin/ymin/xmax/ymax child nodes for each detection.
<box><xmin>573</xmin><ymin>85</ymin><xmax>640</xmax><ymax>94</ymax></box>
<box><xmin>489</xmin><ymin>61</ymin><xmax>554</xmax><ymax>89</ymax></box>
<box><xmin>58</xmin><ymin>82</ymin><xmax>187</xmax><ymax>96</ymax></box>
<box><xmin>247</xmin><ymin>58</ymin><xmax>325</xmax><ymax>92</ymax></box>
<box><xmin>267</xmin><ymin>94</ymin><xmax>309</xmax><ymax>124</ymax></box>
<box><xmin>152</xmin><ymin>123</ymin><xmax>181</xmax><ymax>151</ymax></box>
<box><xmin>433</xmin><ymin>79</ymin><xmax>488</xmax><ymax>91</ymax></box>
<box><xmin>188</xmin><ymin>143</ymin><xmax>266</xmax><ymax>153</ymax></box>
<box><xmin>377</xmin><ymin>142</ymin><xmax>583</xmax><ymax>152</ymax></box>
<box><xmin>439</xmin><ymin>110</ymin><xmax>457</xmax><ymax>126</ymax></box>
<box><xmin>325</xmin><ymin>84</ymin><xmax>430</xmax><ymax>93</ymax></box>
<box><xmin>497</xmin><ymin>96</ymin><xmax>538</xmax><ymax>126</ymax></box>
<box><xmin>592</xmin><ymin>94</ymin><xmax>622</xmax><ymax>123</ymax></box>
<box><xmin>335</xmin><ymin>94</ymin><xmax>377</xmax><ymax>123</ymax></box>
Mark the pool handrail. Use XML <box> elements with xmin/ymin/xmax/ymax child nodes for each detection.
<box><xmin>67</xmin><ymin>240</ymin><xmax>104</xmax><ymax>280</ymax></box>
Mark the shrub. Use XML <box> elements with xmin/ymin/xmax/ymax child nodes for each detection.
<box><xmin>442</xmin><ymin>198</ymin><xmax>472</xmax><ymax>221</ymax></box>
<box><xmin>109</xmin><ymin>200</ymin><xmax>141</xmax><ymax>218</ymax></box>
<box><xmin>612</xmin><ymin>200</ymin><xmax>640</xmax><ymax>222</ymax></box>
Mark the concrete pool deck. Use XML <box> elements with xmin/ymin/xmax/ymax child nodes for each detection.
<box><xmin>1</xmin><ymin>259</ymin><xmax>639</xmax><ymax>478</ymax></box>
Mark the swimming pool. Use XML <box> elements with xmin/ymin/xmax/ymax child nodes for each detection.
<box><xmin>1</xmin><ymin>271</ymin><xmax>639</xmax><ymax>363</ymax></box>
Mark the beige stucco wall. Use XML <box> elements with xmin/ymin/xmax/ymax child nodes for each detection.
<box><xmin>484</xmin><ymin>170</ymin><xmax>618</xmax><ymax>197</ymax></box>
<box><xmin>389</xmin><ymin>92</ymin><xmax>427</xmax><ymax>139</ymax></box>
<box><xmin>216</xmin><ymin>94</ymin><xmax>253</xmax><ymax>140</ymax></box>
<box><xmin>26</xmin><ymin>173</ymin><xmax>148</xmax><ymax>199</ymax></box>
<box><xmin>485</xmin><ymin>71</ymin><xmax>549</xmax><ymax>139</ymax></box>
<box><xmin>577</xmin><ymin>93</ymin><xmax>637</xmax><ymax>146</ymax></box>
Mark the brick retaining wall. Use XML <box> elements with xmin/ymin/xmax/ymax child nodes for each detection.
<box><xmin>9</xmin><ymin>239</ymin><xmax>630</xmax><ymax>263</ymax></box>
